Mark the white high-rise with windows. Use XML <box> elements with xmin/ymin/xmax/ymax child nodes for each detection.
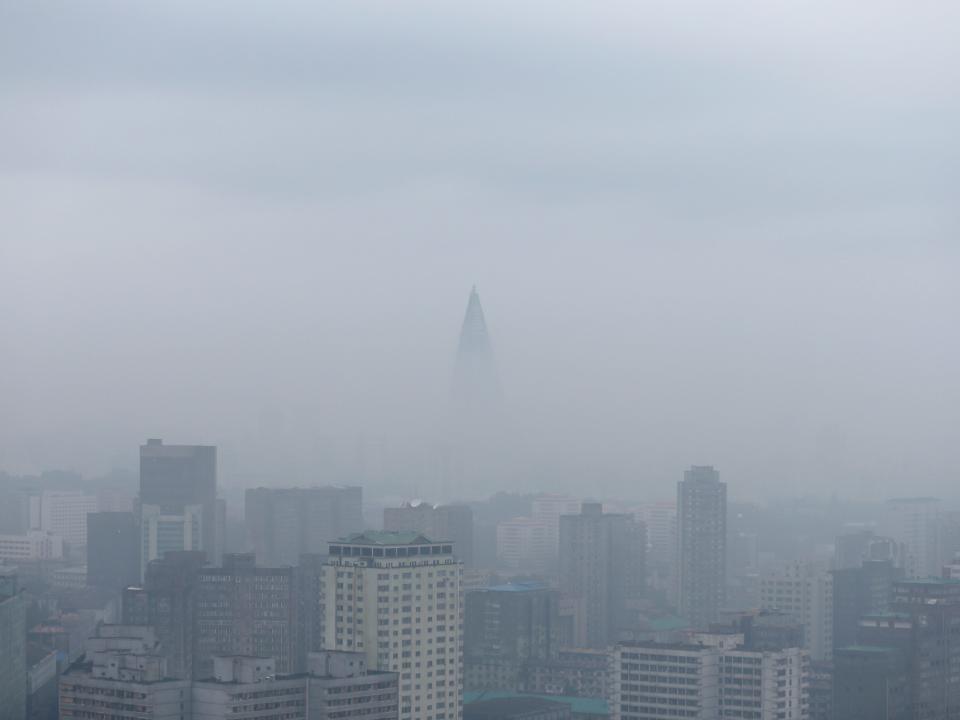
<box><xmin>885</xmin><ymin>497</ymin><xmax>941</xmax><ymax>579</ymax></box>
<box><xmin>759</xmin><ymin>561</ymin><xmax>833</xmax><ymax>661</ymax></box>
<box><xmin>321</xmin><ymin>531</ymin><xmax>464</xmax><ymax>720</ymax></box>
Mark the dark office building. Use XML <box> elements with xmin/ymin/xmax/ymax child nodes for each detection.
<box><xmin>295</xmin><ymin>553</ymin><xmax>327</xmax><ymax>669</ymax></box>
<box><xmin>384</xmin><ymin>500</ymin><xmax>475</xmax><ymax>567</ymax></box>
<box><xmin>834</xmin><ymin>646</ymin><xmax>910</xmax><ymax>720</ymax></box>
<box><xmin>559</xmin><ymin>503</ymin><xmax>646</xmax><ymax>648</ymax></box>
<box><xmin>677</xmin><ymin>465</ymin><xmax>726</xmax><ymax>630</ymax></box>
<box><xmin>124</xmin><ymin>551</ymin><xmax>298</xmax><ymax>679</ymax></box>
<box><xmin>245</xmin><ymin>486</ymin><xmax>362</xmax><ymax>566</ymax></box>
<box><xmin>86</xmin><ymin>511</ymin><xmax>140</xmax><ymax>592</ymax></box>
<box><xmin>139</xmin><ymin>439</ymin><xmax>219</xmax><ymax>568</ymax></box>
<box><xmin>465</xmin><ymin>582</ymin><xmax>559</xmax><ymax>691</ymax></box>
<box><xmin>832</xmin><ymin>559</ymin><xmax>900</xmax><ymax>651</ymax></box>
<box><xmin>123</xmin><ymin>550</ymin><xmax>205</xmax><ymax>680</ymax></box>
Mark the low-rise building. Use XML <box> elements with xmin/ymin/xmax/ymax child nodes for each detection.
<box><xmin>0</xmin><ymin>532</ymin><xmax>63</xmax><ymax>562</ymax></box>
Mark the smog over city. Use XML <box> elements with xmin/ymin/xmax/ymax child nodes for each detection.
<box><xmin>1</xmin><ymin>3</ymin><xmax>959</xmax><ymax>720</ymax></box>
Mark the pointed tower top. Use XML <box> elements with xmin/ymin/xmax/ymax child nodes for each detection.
<box><xmin>451</xmin><ymin>286</ymin><xmax>501</xmax><ymax>411</ymax></box>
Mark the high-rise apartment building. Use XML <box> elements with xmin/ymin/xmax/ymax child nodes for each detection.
<box><xmin>87</xmin><ymin>511</ymin><xmax>140</xmax><ymax>592</ymax></box>
<box><xmin>464</xmin><ymin>582</ymin><xmax>559</xmax><ymax>691</ymax></box>
<box><xmin>677</xmin><ymin>466</ymin><xmax>726</xmax><ymax>630</ymax></box>
<box><xmin>385</xmin><ymin>501</ymin><xmax>474</xmax><ymax>567</ymax></box>
<box><xmin>559</xmin><ymin>503</ymin><xmax>645</xmax><ymax>648</ymax></box>
<box><xmin>139</xmin><ymin>439</ymin><xmax>219</xmax><ymax>575</ymax></box>
<box><xmin>321</xmin><ymin>531</ymin><xmax>464</xmax><ymax>720</ymax></box>
<box><xmin>0</xmin><ymin>571</ymin><xmax>26</xmax><ymax>720</ymax></box>
<box><xmin>885</xmin><ymin>498</ymin><xmax>942</xmax><ymax>579</ymax></box>
<box><xmin>760</xmin><ymin>561</ymin><xmax>833</xmax><ymax>661</ymax></box>
<box><xmin>245</xmin><ymin>486</ymin><xmax>363</xmax><ymax>566</ymax></box>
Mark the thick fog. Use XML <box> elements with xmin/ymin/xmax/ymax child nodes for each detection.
<box><xmin>1</xmin><ymin>1</ymin><xmax>958</xmax><ymax>500</ymax></box>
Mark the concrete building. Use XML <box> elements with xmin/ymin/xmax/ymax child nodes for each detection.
<box><xmin>194</xmin><ymin>553</ymin><xmax>298</xmax><ymax>677</ymax></box>
<box><xmin>496</xmin><ymin>517</ymin><xmax>552</xmax><ymax>570</ymax></box>
<box><xmin>385</xmin><ymin>501</ymin><xmax>474</xmax><ymax>567</ymax></box>
<box><xmin>0</xmin><ymin>531</ymin><xmax>63</xmax><ymax>561</ymax></box>
<box><xmin>610</xmin><ymin>636</ymin><xmax>809</xmax><ymax>720</ymax></box>
<box><xmin>464</xmin><ymin>582</ymin><xmax>559</xmax><ymax>691</ymax></box>
<box><xmin>245</xmin><ymin>485</ymin><xmax>363</xmax><ymax>566</ymax></box>
<box><xmin>0</xmin><ymin>571</ymin><xmax>26</xmax><ymax>720</ymax></box>
<box><xmin>304</xmin><ymin>651</ymin><xmax>400</xmax><ymax>720</ymax></box>
<box><xmin>322</xmin><ymin>530</ymin><xmax>464</xmax><ymax>720</ymax></box>
<box><xmin>559</xmin><ymin>503</ymin><xmax>645</xmax><ymax>648</ymax></box>
<box><xmin>29</xmin><ymin>491</ymin><xmax>99</xmax><ymax>547</ymax></box>
<box><xmin>62</xmin><ymin>627</ymin><xmax>399</xmax><ymax>720</ymax></box>
<box><xmin>833</xmin><ymin>645</ymin><xmax>909</xmax><ymax>720</ymax></box>
<box><xmin>677</xmin><ymin>466</ymin><xmax>726</xmax><ymax>630</ymax></box>
<box><xmin>885</xmin><ymin>498</ymin><xmax>942</xmax><ymax>579</ymax></box>
<box><xmin>124</xmin><ymin>551</ymin><xmax>298</xmax><ymax>679</ymax></box>
<box><xmin>59</xmin><ymin>625</ymin><xmax>192</xmax><ymax>720</ymax></box>
<box><xmin>139</xmin><ymin>439</ymin><xmax>219</xmax><ymax>574</ymax></box>
<box><xmin>523</xmin><ymin>648</ymin><xmax>610</xmax><ymax>699</ymax></box>
<box><xmin>760</xmin><ymin>561</ymin><xmax>833</xmax><ymax>661</ymax></box>
<box><xmin>87</xmin><ymin>511</ymin><xmax>140</xmax><ymax>592</ymax></box>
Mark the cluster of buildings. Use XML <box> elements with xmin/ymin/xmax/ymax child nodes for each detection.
<box><xmin>0</xmin><ymin>430</ymin><xmax>957</xmax><ymax>720</ymax></box>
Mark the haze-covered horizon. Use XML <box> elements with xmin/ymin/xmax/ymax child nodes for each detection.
<box><xmin>2</xmin><ymin>1</ymin><xmax>958</xmax><ymax>501</ymax></box>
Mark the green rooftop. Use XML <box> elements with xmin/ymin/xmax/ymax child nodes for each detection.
<box><xmin>336</xmin><ymin>530</ymin><xmax>436</xmax><ymax>546</ymax></box>
<box><xmin>465</xmin><ymin>691</ymin><xmax>609</xmax><ymax>717</ymax></box>
<box><xmin>838</xmin><ymin>645</ymin><xmax>897</xmax><ymax>653</ymax></box>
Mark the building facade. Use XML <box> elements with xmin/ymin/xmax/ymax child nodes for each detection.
<box><xmin>559</xmin><ymin>503</ymin><xmax>645</xmax><ymax>648</ymax></box>
<box><xmin>87</xmin><ymin>511</ymin><xmax>141</xmax><ymax>592</ymax></box>
<box><xmin>496</xmin><ymin>518</ymin><xmax>552</xmax><ymax>570</ymax></box>
<box><xmin>760</xmin><ymin>561</ymin><xmax>833</xmax><ymax>661</ymax></box>
<box><xmin>677</xmin><ymin>466</ymin><xmax>726</xmax><ymax>630</ymax></box>
<box><xmin>885</xmin><ymin>498</ymin><xmax>942</xmax><ymax>579</ymax></box>
<box><xmin>29</xmin><ymin>491</ymin><xmax>99</xmax><ymax>547</ymax></box>
<box><xmin>464</xmin><ymin>582</ymin><xmax>559</xmax><ymax>691</ymax></box>
<box><xmin>321</xmin><ymin>531</ymin><xmax>464</xmax><ymax>720</ymax></box>
<box><xmin>0</xmin><ymin>531</ymin><xmax>63</xmax><ymax>561</ymax></box>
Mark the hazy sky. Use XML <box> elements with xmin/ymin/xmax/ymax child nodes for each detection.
<box><xmin>2</xmin><ymin>1</ymin><xmax>958</xmax><ymax>500</ymax></box>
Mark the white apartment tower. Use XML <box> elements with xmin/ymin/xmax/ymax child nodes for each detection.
<box><xmin>322</xmin><ymin>531</ymin><xmax>464</xmax><ymax>720</ymax></box>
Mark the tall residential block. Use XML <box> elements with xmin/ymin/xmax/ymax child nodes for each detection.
<box><xmin>464</xmin><ymin>581</ymin><xmax>559</xmax><ymax>691</ymax></box>
<box><xmin>322</xmin><ymin>531</ymin><xmax>464</xmax><ymax>720</ymax></box>
<box><xmin>28</xmin><ymin>490</ymin><xmax>99</xmax><ymax>547</ymax></box>
<box><xmin>384</xmin><ymin>501</ymin><xmax>474</xmax><ymax>567</ymax></box>
<box><xmin>86</xmin><ymin>511</ymin><xmax>140</xmax><ymax>592</ymax></box>
<box><xmin>245</xmin><ymin>486</ymin><xmax>363</xmax><ymax>566</ymax></box>
<box><xmin>139</xmin><ymin>439</ymin><xmax>218</xmax><ymax>575</ymax></box>
<box><xmin>677</xmin><ymin>465</ymin><xmax>726</xmax><ymax>630</ymax></box>
<box><xmin>559</xmin><ymin>502</ymin><xmax>645</xmax><ymax>648</ymax></box>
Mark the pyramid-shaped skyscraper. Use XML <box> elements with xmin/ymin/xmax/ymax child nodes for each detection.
<box><xmin>450</xmin><ymin>286</ymin><xmax>501</xmax><ymax>415</ymax></box>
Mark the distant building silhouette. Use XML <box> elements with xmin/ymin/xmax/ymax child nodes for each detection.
<box><xmin>559</xmin><ymin>502</ymin><xmax>646</xmax><ymax>648</ymax></box>
<box><xmin>245</xmin><ymin>486</ymin><xmax>363</xmax><ymax>566</ymax></box>
<box><xmin>383</xmin><ymin>500</ymin><xmax>474</xmax><ymax>567</ymax></box>
<box><xmin>444</xmin><ymin>287</ymin><xmax>507</xmax><ymax>497</ymax></box>
<box><xmin>677</xmin><ymin>465</ymin><xmax>726</xmax><ymax>630</ymax></box>
<box><xmin>86</xmin><ymin>512</ymin><xmax>140</xmax><ymax>592</ymax></box>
